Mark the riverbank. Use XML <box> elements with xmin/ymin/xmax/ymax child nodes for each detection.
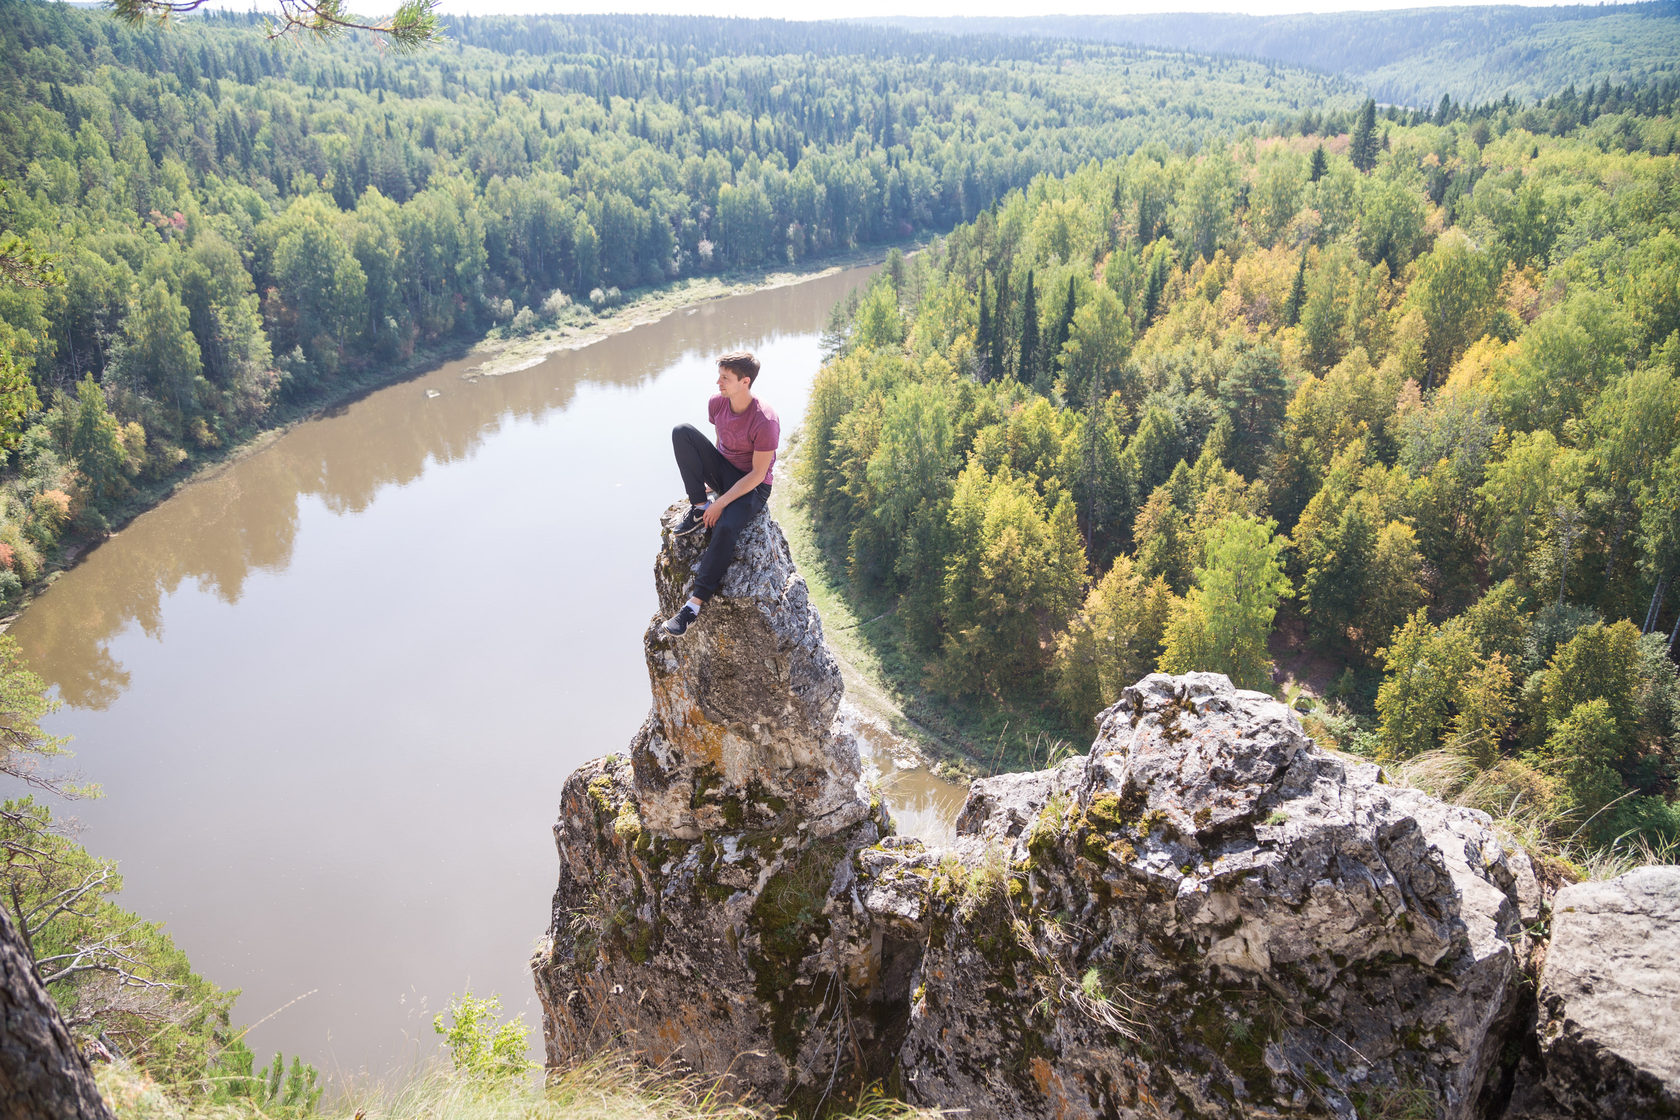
<box><xmin>2</xmin><ymin>243</ymin><xmax>914</xmax><ymax>629</ymax></box>
<box><xmin>467</xmin><ymin>251</ymin><xmax>891</xmax><ymax>380</ymax></box>
<box><xmin>768</xmin><ymin>441</ymin><xmax>963</xmax><ymax>777</ymax></box>
<box><xmin>770</xmin><ymin>433</ymin><xmax>1078</xmax><ymax>783</ymax></box>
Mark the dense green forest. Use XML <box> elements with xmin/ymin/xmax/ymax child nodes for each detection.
<box><xmin>802</xmin><ymin>94</ymin><xmax>1680</xmax><ymax>852</ymax></box>
<box><xmin>0</xmin><ymin>0</ymin><xmax>1351</xmax><ymax>611</ymax></box>
<box><xmin>874</xmin><ymin>3</ymin><xmax>1680</xmax><ymax>108</ymax></box>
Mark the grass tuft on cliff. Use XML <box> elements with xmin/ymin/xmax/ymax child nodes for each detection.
<box><xmin>97</xmin><ymin>1050</ymin><xmax>944</xmax><ymax>1120</ymax></box>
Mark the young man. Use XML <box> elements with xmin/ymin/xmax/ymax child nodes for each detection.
<box><xmin>663</xmin><ymin>351</ymin><xmax>780</xmax><ymax>636</ymax></box>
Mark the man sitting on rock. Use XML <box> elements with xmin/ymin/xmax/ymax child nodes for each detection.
<box><xmin>663</xmin><ymin>350</ymin><xmax>780</xmax><ymax>636</ymax></box>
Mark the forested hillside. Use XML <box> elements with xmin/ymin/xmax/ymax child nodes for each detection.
<box><xmin>0</xmin><ymin>0</ymin><xmax>1348</xmax><ymax>610</ymax></box>
<box><xmin>802</xmin><ymin>93</ymin><xmax>1680</xmax><ymax>853</ymax></box>
<box><xmin>872</xmin><ymin>3</ymin><xmax>1680</xmax><ymax>109</ymax></box>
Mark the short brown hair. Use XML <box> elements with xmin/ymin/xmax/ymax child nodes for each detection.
<box><xmin>717</xmin><ymin>351</ymin><xmax>760</xmax><ymax>386</ymax></box>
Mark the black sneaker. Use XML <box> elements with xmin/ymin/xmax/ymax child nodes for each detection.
<box><xmin>673</xmin><ymin>505</ymin><xmax>707</xmax><ymax>537</ymax></box>
<box><xmin>663</xmin><ymin>604</ymin><xmax>699</xmax><ymax>635</ymax></box>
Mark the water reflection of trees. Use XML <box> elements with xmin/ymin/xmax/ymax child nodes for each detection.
<box><xmin>9</xmin><ymin>274</ymin><xmax>864</xmax><ymax>710</ymax></box>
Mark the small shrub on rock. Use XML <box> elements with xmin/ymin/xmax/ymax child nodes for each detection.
<box><xmin>434</xmin><ymin>992</ymin><xmax>535</xmax><ymax>1080</ymax></box>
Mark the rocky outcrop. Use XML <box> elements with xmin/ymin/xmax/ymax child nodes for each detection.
<box><xmin>634</xmin><ymin>501</ymin><xmax>867</xmax><ymax>840</ymax></box>
<box><xmin>537</xmin><ymin>515</ymin><xmax>1610</xmax><ymax>1119</ymax></box>
<box><xmin>533</xmin><ymin>507</ymin><xmax>892</xmax><ymax>1109</ymax></box>
<box><xmin>1507</xmin><ymin>866</ymin><xmax>1680</xmax><ymax>1119</ymax></box>
<box><xmin>897</xmin><ymin>672</ymin><xmax>1537</xmax><ymax>1120</ymax></box>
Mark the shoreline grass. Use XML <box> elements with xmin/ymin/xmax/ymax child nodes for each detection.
<box><xmin>96</xmin><ymin>1052</ymin><xmax>944</xmax><ymax>1120</ymax></box>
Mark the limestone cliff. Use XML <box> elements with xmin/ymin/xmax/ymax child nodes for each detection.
<box><xmin>532</xmin><ymin>505</ymin><xmax>894</xmax><ymax>1110</ymax></box>
<box><xmin>533</xmin><ymin>508</ymin><xmax>1675</xmax><ymax>1119</ymax></box>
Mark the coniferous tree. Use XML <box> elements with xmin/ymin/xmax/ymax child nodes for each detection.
<box><xmin>976</xmin><ymin>271</ymin><xmax>992</xmax><ymax>381</ymax></box>
<box><xmin>990</xmin><ymin>272</ymin><xmax>1009</xmax><ymax>380</ymax></box>
<box><xmin>1351</xmin><ymin>98</ymin><xmax>1379</xmax><ymax>172</ymax></box>
<box><xmin>1141</xmin><ymin>246</ymin><xmax>1170</xmax><ymax>327</ymax></box>
<box><xmin>1308</xmin><ymin>143</ymin><xmax>1328</xmax><ymax>183</ymax></box>
<box><xmin>1284</xmin><ymin>250</ymin><xmax>1308</xmax><ymax>327</ymax></box>
<box><xmin>1018</xmin><ymin>270</ymin><xmax>1039</xmax><ymax>385</ymax></box>
<box><xmin>114</xmin><ymin>0</ymin><xmax>441</xmax><ymax>48</ymax></box>
<box><xmin>1049</xmin><ymin>274</ymin><xmax>1077</xmax><ymax>377</ymax></box>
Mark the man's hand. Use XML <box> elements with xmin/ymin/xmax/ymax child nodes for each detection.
<box><xmin>706</xmin><ymin>452</ymin><xmax>772</xmax><ymax>527</ymax></box>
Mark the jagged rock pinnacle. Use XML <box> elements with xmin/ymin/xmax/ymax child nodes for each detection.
<box><xmin>531</xmin><ymin>507</ymin><xmax>889</xmax><ymax>1105</ymax></box>
<box><xmin>631</xmin><ymin>502</ymin><xmax>868</xmax><ymax>839</ymax></box>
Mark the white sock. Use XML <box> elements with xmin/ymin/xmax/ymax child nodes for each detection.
<box><xmin>686</xmin><ymin>597</ymin><xmax>703</xmax><ymax>613</ymax></box>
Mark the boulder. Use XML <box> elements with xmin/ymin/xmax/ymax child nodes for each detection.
<box><xmin>898</xmin><ymin>673</ymin><xmax>1535</xmax><ymax>1120</ymax></box>
<box><xmin>1521</xmin><ymin>865</ymin><xmax>1680</xmax><ymax>1119</ymax></box>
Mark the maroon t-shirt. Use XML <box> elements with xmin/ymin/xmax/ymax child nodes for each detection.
<box><xmin>709</xmin><ymin>394</ymin><xmax>779</xmax><ymax>486</ymax></box>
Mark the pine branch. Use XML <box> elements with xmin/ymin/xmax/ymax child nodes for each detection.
<box><xmin>106</xmin><ymin>0</ymin><xmax>443</xmax><ymax>51</ymax></box>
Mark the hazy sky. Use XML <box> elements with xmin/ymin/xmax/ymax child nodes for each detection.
<box><xmin>427</xmin><ymin>0</ymin><xmax>1633</xmax><ymax>19</ymax></box>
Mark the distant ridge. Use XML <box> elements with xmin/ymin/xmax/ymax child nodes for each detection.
<box><xmin>865</xmin><ymin>3</ymin><xmax>1680</xmax><ymax>108</ymax></box>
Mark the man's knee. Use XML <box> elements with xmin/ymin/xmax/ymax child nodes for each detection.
<box><xmin>672</xmin><ymin>422</ymin><xmax>701</xmax><ymax>446</ymax></box>
<box><xmin>711</xmin><ymin>519</ymin><xmax>741</xmax><ymax>548</ymax></box>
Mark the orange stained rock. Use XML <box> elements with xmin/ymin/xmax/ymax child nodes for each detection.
<box><xmin>1029</xmin><ymin>1057</ymin><xmax>1081</xmax><ymax>1120</ymax></box>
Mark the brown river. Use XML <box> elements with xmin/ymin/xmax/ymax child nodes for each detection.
<box><xmin>7</xmin><ymin>265</ymin><xmax>966</xmax><ymax>1080</ymax></box>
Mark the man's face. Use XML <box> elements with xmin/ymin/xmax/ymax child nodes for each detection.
<box><xmin>717</xmin><ymin>366</ymin><xmax>750</xmax><ymax>395</ymax></box>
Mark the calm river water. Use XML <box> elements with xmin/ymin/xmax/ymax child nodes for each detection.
<box><xmin>8</xmin><ymin>266</ymin><xmax>965</xmax><ymax>1080</ymax></box>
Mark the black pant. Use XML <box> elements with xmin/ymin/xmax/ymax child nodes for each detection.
<box><xmin>672</xmin><ymin>423</ymin><xmax>770</xmax><ymax>602</ymax></box>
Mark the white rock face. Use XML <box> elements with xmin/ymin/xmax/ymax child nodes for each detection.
<box><xmin>1526</xmin><ymin>866</ymin><xmax>1680</xmax><ymax>1119</ymax></box>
